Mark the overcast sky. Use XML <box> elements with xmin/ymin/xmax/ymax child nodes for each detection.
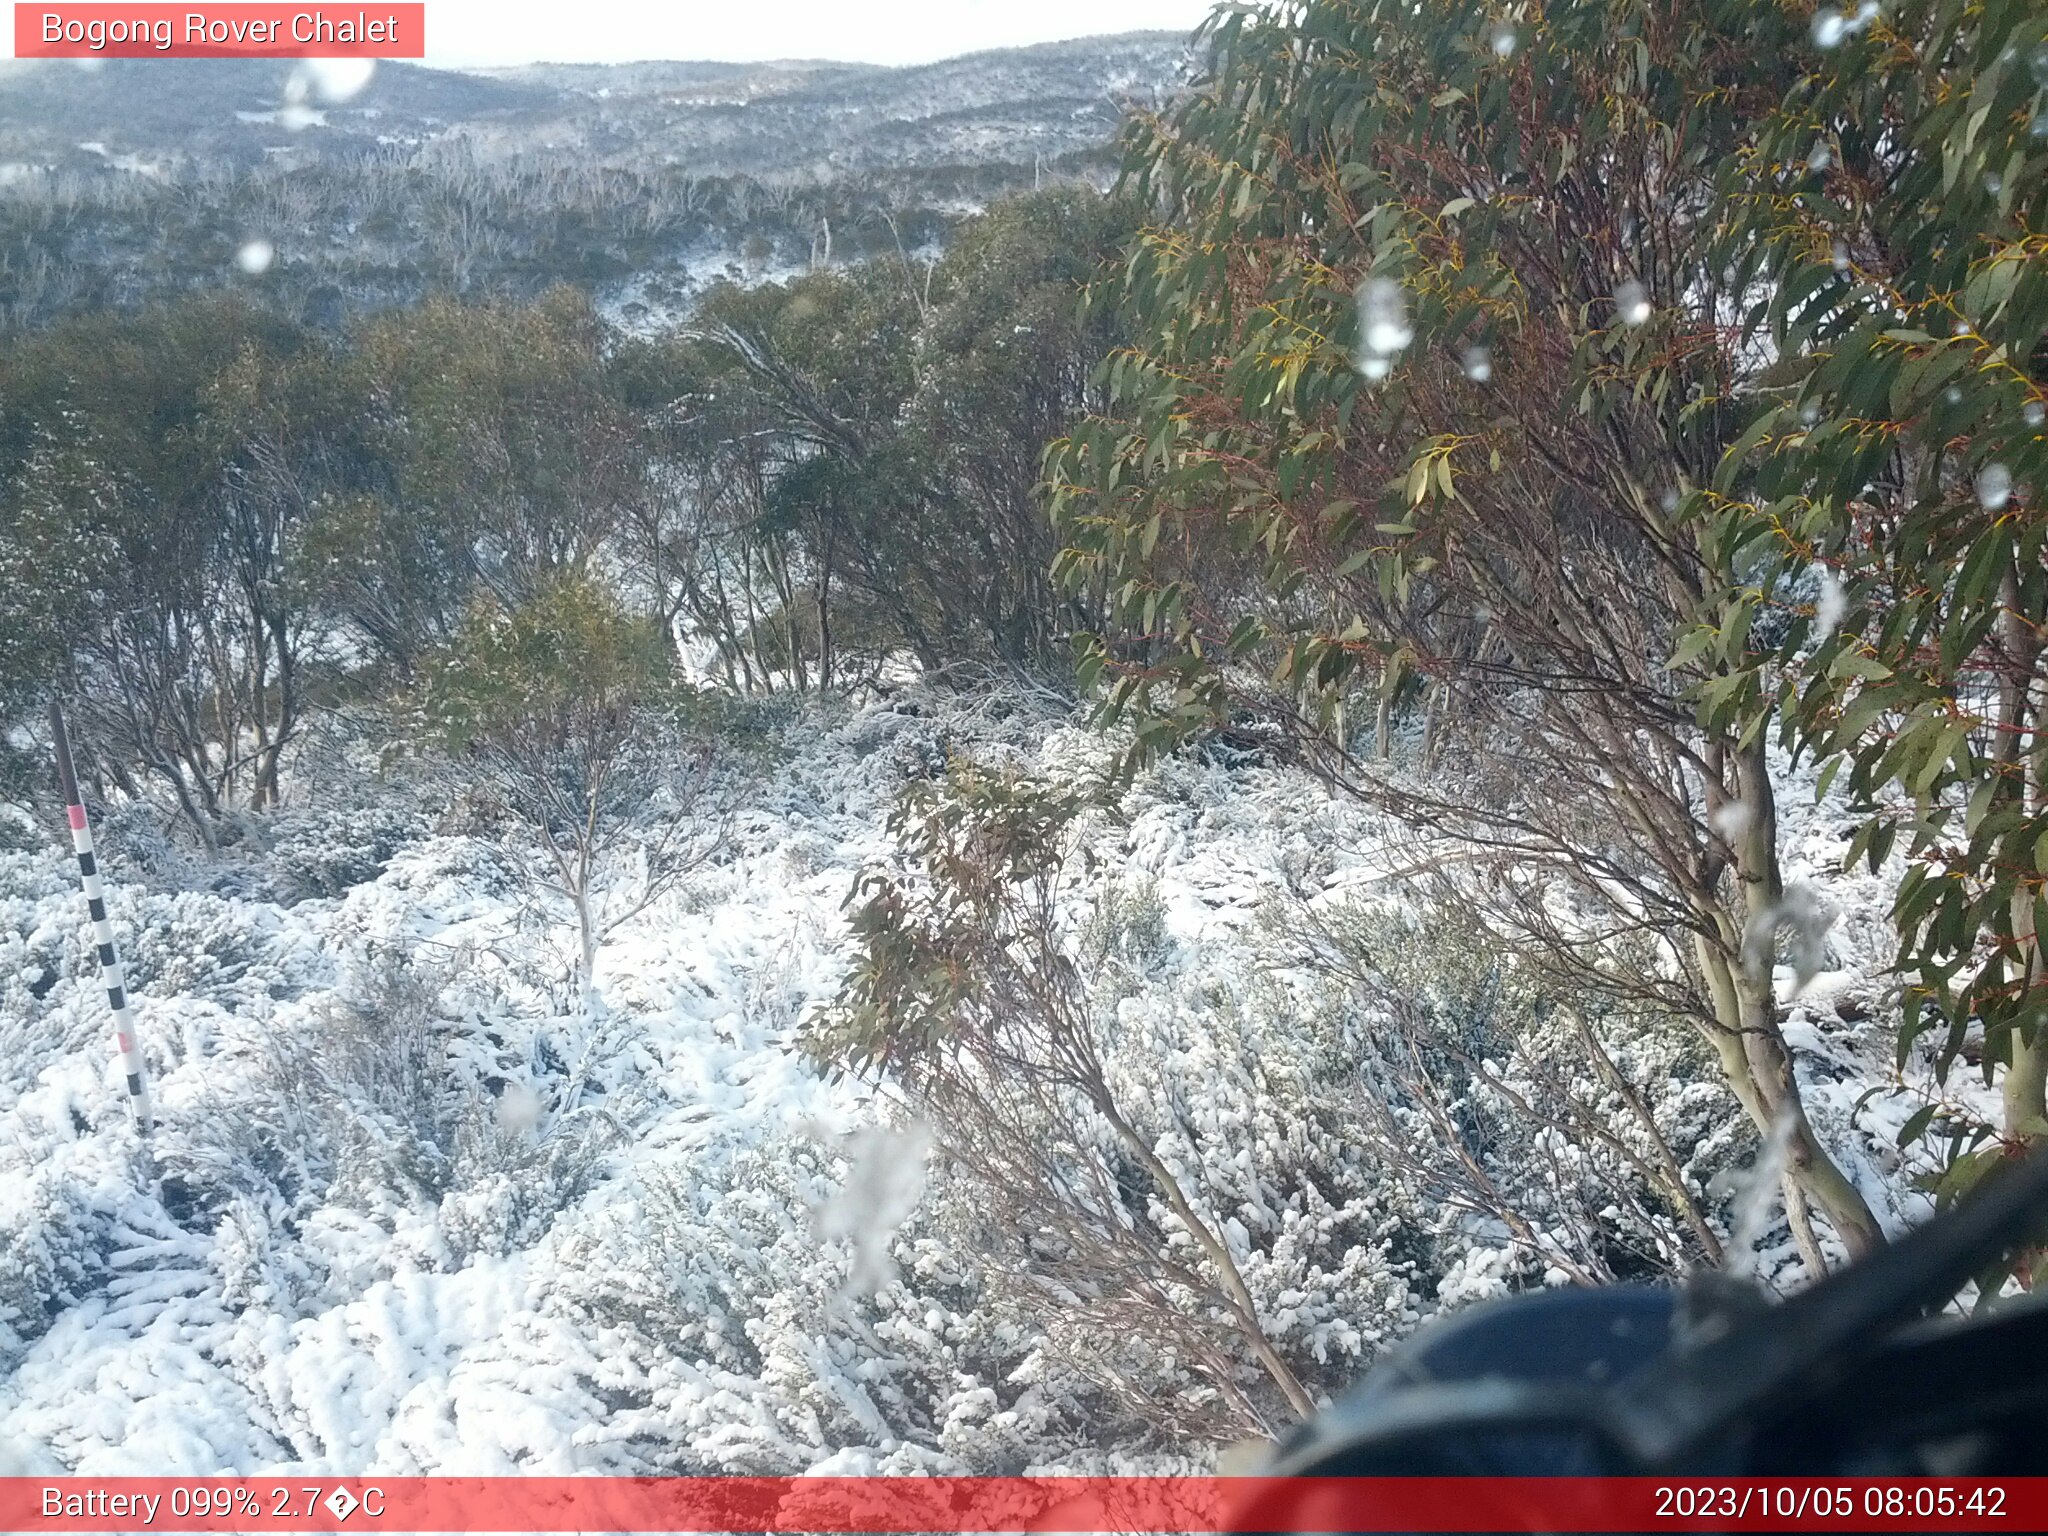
<box><xmin>419</xmin><ymin>0</ymin><xmax>1218</xmax><ymax>69</ymax></box>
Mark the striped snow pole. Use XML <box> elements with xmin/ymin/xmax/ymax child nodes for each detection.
<box><xmin>49</xmin><ymin>701</ymin><xmax>152</xmax><ymax>1135</ymax></box>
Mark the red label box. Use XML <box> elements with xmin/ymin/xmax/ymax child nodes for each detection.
<box><xmin>3</xmin><ymin>1476</ymin><xmax>2047</xmax><ymax>1533</ymax></box>
<box><xmin>14</xmin><ymin>3</ymin><xmax>425</xmax><ymax>58</ymax></box>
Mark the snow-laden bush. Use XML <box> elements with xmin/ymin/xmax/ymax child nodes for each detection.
<box><xmin>1078</xmin><ymin>874</ymin><xmax>1172</xmax><ymax>977</ymax></box>
<box><xmin>109</xmin><ymin>890</ymin><xmax>278</xmax><ymax>1003</ymax></box>
<box><xmin>412</xmin><ymin>574</ymin><xmax>735</xmax><ymax>996</ymax></box>
<box><xmin>208</xmin><ymin>1190</ymin><xmax>318</xmax><ymax>1312</ymax></box>
<box><xmin>0</xmin><ymin>852</ymin><xmax>81</xmax><ymax>1076</ymax></box>
<box><xmin>1260</xmin><ymin>898</ymin><xmax>1751</xmax><ymax>1291</ymax></box>
<box><xmin>0</xmin><ymin>1179</ymin><xmax>97</xmax><ymax>1360</ymax></box>
<box><xmin>0</xmin><ymin>1152</ymin><xmax>142</xmax><ymax>1365</ymax></box>
<box><xmin>158</xmin><ymin>953</ymin><xmax>624</xmax><ymax>1271</ymax></box>
<box><xmin>81</xmin><ymin>779</ymin><xmax>421</xmax><ymax>908</ymax></box>
<box><xmin>256</xmin><ymin>803</ymin><xmax>422</xmax><ymax>905</ymax></box>
<box><xmin>810</xmin><ymin>760</ymin><xmax>1425</xmax><ymax>1440</ymax></box>
<box><xmin>808</xmin><ymin>743</ymin><xmax>1770</xmax><ymax>1447</ymax></box>
<box><xmin>547</xmin><ymin>1131</ymin><xmax>1108</xmax><ymax>1475</ymax></box>
<box><xmin>89</xmin><ymin>800</ymin><xmax>202</xmax><ymax>886</ymax></box>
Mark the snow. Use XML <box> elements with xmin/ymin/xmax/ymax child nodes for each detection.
<box><xmin>0</xmin><ymin>690</ymin><xmax>1979</xmax><ymax>1473</ymax></box>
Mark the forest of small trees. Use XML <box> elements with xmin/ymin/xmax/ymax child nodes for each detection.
<box><xmin>3</xmin><ymin>0</ymin><xmax>2046</xmax><ymax>1453</ymax></box>
<box><xmin>0</xmin><ymin>142</ymin><xmax>1053</xmax><ymax>329</ymax></box>
<box><xmin>0</xmin><ymin>185</ymin><xmax>1131</xmax><ymax>813</ymax></box>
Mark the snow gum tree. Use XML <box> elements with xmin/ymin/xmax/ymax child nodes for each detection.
<box><xmin>612</xmin><ymin>189</ymin><xmax>1135</xmax><ymax>690</ymax></box>
<box><xmin>300</xmin><ymin>290</ymin><xmax>636</xmax><ymax>676</ymax></box>
<box><xmin>1046</xmin><ymin>0</ymin><xmax>1886</xmax><ymax>1256</ymax></box>
<box><xmin>0</xmin><ymin>298</ymin><xmax>323</xmax><ymax>835</ymax></box>
<box><xmin>420</xmin><ymin>571</ymin><xmax>722</xmax><ymax>1000</ymax></box>
<box><xmin>1693</xmin><ymin>0</ymin><xmax>2048</xmax><ymax>1233</ymax></box>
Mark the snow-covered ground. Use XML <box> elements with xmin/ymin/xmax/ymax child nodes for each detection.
<box><xmin>0</xmin><ymin>692</ymin><xmax>1958</xmax><ymax>1475</ymax></box>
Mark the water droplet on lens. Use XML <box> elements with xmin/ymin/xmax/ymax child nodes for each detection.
<box><xmin>1461</xmin><ymin>344</ymin><xmax>1492</xmax><ymax>381</ymax></box>
<box><xmin>234</xmin><ymin>239</ymin><xmax>275</xmax><ymax>275</ymax></box>
<box><xmin>496</xmin><ymin>1083</ymin><xmax>543</xmax><ymax>1135</ymax></box>
<box><xmin>297</xmin><ymin>58</ymin><xmax>376</xmax><ymax>103</ymax></box>
<box><xmin>1711</xmin><ymin>800</ymin><xmax>1757</xmax><ymax>840</ymax></box>
<box><xmin>1356</xmin><ymin>276</ymin><xmax>1413</xmax><ymax>369</ymax></box>
<box><xmin>1976</xmin><ymin>462</ymin><xmax>2012</xmax><ymax>511</ymax></box>
<box><xmin>1366</xmin><ymin>317</ymin><xmax>1409</xmax><ymax>352</ymax></box>
<box><xmin>1812</xmin><ymin>8</ymin><xmax>1847</xmax><ymax>46</ymax></box>
<box><xmin>1807</xmin><ymin>141</ymin><xmax>1832</xmax><ymax>172</ymax></box>
<box><xmin>1490</xmin><ymin>23</ymin><xmax>1518</xmax><ymax>57</ymax></box>
<box><xmin>1614</xmin><ymin>280</ymin><xmax>1652</xmax><ymax>325</ymax></box>
<box><xmin>1831</xmin><ymin>239</ymin><xmax>1851</xmax><ymax>272</ymax></box>
<box><xmin>2024</xmin><ymin>402</ymin><xmax>2046</xmax><ymax>428</ymax></box>
<box><xmin>1813</xmin><ymin>571</ymin><xmax>1848</xmax><ymax>642</ymax></box>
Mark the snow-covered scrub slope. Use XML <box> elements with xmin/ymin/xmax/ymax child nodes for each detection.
<box><xmin>0</xmin><ymin>690</ymin><xmax>1946</xmax><ymax>1474</ymax></box>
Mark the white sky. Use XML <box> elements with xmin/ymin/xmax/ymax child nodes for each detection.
<box><xmin>419</xmin><ymin>0</ymin><xmax>1218</xmax><ymax>69</ymax></box>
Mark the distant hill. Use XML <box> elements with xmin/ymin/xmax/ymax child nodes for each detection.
<box><xmin>0</xmin><ymin>34</ymin><xmax>1193</xmax><ymax>330</ymax></box>
<box><xmin>0</xmin><ymin>57</ymin><xmax>549</xmax><ymax>170</ymax></box>
<box><xmin>0</xmin><ymin>33</ymin><xmax>1189</xmax><ymax>179</ymax></box>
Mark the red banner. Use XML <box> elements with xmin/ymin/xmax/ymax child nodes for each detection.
<box><xmin>2</xmin><ymin>1477</ymin><xmax>2045</xmax><ymax>1532</ymax></box>
<box><xmin>13</xmin><ymin>4</ymin><xmax>424</xmax><ymax>58</ymax></box>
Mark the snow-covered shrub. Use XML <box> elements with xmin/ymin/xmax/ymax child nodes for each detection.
<box><xmin>113</xmin><ymin>890</ymin><xmax>275</xmax><ymax>1003</ymax></box>
<box><xmin>776</xmin><ymin>832</ymin><xmax>835</xmax><ymax>880</ymax></box>
<box><xmin>694</xmin><ymin>688</ymin><xmax>806</xmax><ymax>753</ymax></box>
<box><xmin>257</xmin><ymin>803</ymin><xmax>422</xmax><ymax>904</ymax></box>
<box><xmin>0</xmin><ymin>1159</ymin><xmax>134</xmax><ymax>1364</ymax></box>
<box><xmin>0</xmin><ymin>686</ymin><xmax>1937</xmax><ymax>1475</ymax></box>
<box><xmin>1064</xmin><ymin>964</ymin><xmax>1423</xmax><ymax>1425</ymax></box>
<box><xmin>0</xmin><ymin>804</ymin><xmax>36</xmax><ymax>853</ymax></box>
<box><xmin>89</xmin><ymin>800</ymin><xmax>203</xmax><ymax>885</ymax></box>
<box><xmin>154</xmin><ymin>952</ymin><xmax>452</xmax><ymax>1214</ymax></box>
<box><xmin>159</xmin><ymin>953</ymin><xmax>622</xmax><ymax>1266</ymax></box>
<box><xmin>832</xmin><ymin>703</ymin><xmax>932</xmax><ymax>765</ymax></box>
<box><xmin>810</xmin><ymin>760</ymin><xmax>1421</xmax><ymax>1441</ymax></box>
<box><xmin>1262</xmin><ymin>898</ymin><xmax>1748</xmax><ymax>1293</ymax></box>
<box><xmin>0</xmin><ymin>853</ymin><xmax>81</xmax><ymax>1075</ymax></box>
<box><xmin>414</xmin><ymin>575</ymin><xmax>737</xmax><ymax>992</ymax></box>
<box><xmin>209</xmin><ymin>1190</ymin><xmax>318</xmax><ymax>1312</ymax></box>
<box><xmin>437</xmin><ymin>1081</ymin><xmax>624</xmax><ymax>1263</ymax></box>
<box><xmin>1078</xmin><ymin>875</ymin><xmax>1171</xmax><ymax>976</ymax></box>
<box><xmin>549</xmin><ymin>1131</ymin><xmax>1105</xmax><ymax>1475</ymax></box>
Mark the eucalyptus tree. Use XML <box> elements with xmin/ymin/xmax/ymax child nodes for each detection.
<box><xmin>1698</xmin><ymin>0</ymin><xmax>2048</xmax><ymax>1206</ymax></box>
<box><xmin>1047</xmin><ymin>0</ymin><xmax>1885</xmax><ymax>1254</ymax></box>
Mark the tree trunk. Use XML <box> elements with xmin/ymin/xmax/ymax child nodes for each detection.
<box><xmin>1694</xmin><ymin>932</ymin><xmax>1883</xmax><ymax>1260</ymax></box>
<box><xmin>2006</xmin><ymin>890</ymin><xmax>2048</xmax><ymax>1139</ymax></box>
<box><xmin>1996</xmin><ymin>569</ymin><xmax>2048</xmax><ymax>1141</ymax></box>
<box><xmin>1728</xmin><ymin>739</ymin><xmax>1884</xmax><ymax>1257</ymax></box>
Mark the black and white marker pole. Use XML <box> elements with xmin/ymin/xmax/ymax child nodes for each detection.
<box><xmin>49</xmin><ymin>701</ymin><xmax>152</xmax><ymax>1135</ymax></box>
